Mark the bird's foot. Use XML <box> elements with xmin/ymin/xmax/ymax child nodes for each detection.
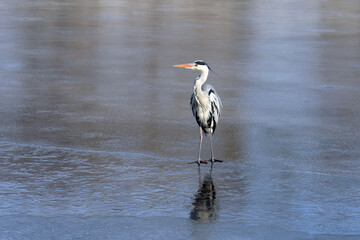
<box><xmin>187</xmin><ymin>160</ymin><xmax>208</xmax><ymax>165</ymax></box>
<box><xmin>204</xmin><ymin>159</ymin><xmax>224</xmax><ymax>163</ymax></box>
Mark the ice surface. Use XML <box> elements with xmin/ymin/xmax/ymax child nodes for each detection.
<box><xmin>1</xmin><ymin>0</ymin><xmax>360</xmax><ymax>239</ymax></box>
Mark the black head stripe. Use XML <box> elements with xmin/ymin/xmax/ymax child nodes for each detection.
<box><xmin>194</xmin><ymin>60</ymin><xmax>207</xmax><ymax>65</ymax></box>
<box><xmin>194</xmin><ymin>60</ymin><xmax>214</xmax><ymax>72</ymax></box>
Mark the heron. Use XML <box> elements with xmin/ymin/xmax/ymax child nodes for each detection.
<box><xmin>173</xmin><ymin>60</ymin><xmax>223</xmax><ymax>165</ymax></box>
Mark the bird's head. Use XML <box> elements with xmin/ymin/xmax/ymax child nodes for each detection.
<box><xmin>173</xmin><ymin>60</ymin><xmax>210</xmax><ymax>72</ymax></box>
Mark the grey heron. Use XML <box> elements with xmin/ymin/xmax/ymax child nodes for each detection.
<box><xmin>173</xmin><ymin>60</ymin><xmax>223</xmax><ymax>165</ymax></box>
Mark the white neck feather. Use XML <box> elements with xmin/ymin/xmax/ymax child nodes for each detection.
<box><xmin>193</xmin><ymin>67</ymin><xmax>210</xmax><ymax>109</ymax></box>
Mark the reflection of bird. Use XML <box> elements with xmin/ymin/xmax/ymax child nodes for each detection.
<box><xmin>173</xmin><ymin>60</ymin><xmax>223</xmax><ymax>164</ymax></box>
<box><xmin>190</xmin><ymin>172</ymin><xmax>218</xmax><ymax>223</ymax></box>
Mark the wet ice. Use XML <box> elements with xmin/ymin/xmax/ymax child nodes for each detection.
<box><xmin>1</xmin><ymin>0</ymin><xmax>360</xmax><ymax>239</ymax></box>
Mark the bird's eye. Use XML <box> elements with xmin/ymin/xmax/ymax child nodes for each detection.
<box><xmin>195</xmin><ymin>64</ymin><xmax>198</xmax><ymax>67</ymax></box>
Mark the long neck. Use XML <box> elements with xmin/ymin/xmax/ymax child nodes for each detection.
<box><xmin>194</xmin><ymin>68</ymin><xmax>209</xmax><ymax>107</ymax></box>
<box><xmin>194</xmin><ymin>68</ymin><xmax>209</xmax><ymax>93</ymax></box>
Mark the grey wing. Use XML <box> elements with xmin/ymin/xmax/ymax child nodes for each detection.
<box><xmin>190</xmin><ymin>93</ymin><xmax>201</xmax><ymax>127</ymax></box>
<box><xmin>204</xmin><ymin>84</ymin><xmax>222</xmax><ymax>118</ymax></box>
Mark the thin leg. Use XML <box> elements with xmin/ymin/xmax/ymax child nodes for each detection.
<box><xmin>198</xmin><ymin>127</ymin><xmax>203</xmax><ymax>165</ymax></box>
<box><xmin>209</xmin><ymin>132</ymin><xmax>214</xmax><ymax>163</ymax></box>
<box><xmin>204</xmin><ymin>132</ymin><xmax>223</xmax><ymax>164</ymax></box>
<box><xmin>187</xmin><ymin>127</ymin><xmax>208</xmax><ymax>165</ymax></box>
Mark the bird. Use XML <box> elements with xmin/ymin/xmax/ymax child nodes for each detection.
<box><xmin>173</xmin><ymin>60</ymin><xmax>223</xmax><ymax>165</ymax></box>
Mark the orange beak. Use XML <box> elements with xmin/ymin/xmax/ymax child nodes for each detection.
<box><xmin>173</xmin><ymin>63</ymin><xmax>194</xmax><ymax>69</ymax></box>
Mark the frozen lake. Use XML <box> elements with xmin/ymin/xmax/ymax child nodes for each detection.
<box><xmin>1</xmin><ymin>0</ymin><xmax>360</xmax><ymax>239</ymax></box>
